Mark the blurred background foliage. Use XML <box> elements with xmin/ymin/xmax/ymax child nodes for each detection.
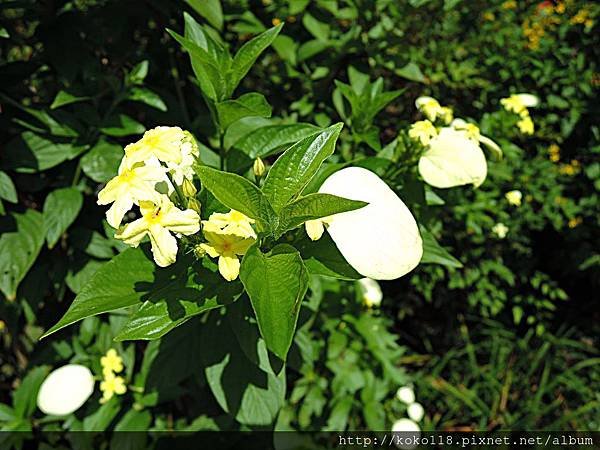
<box><xmin>0</xmin><ymin>0</ymin><xmax>598</xmax><ymax>439</ymax></box>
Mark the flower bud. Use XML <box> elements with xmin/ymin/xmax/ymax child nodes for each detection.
<box><xmin>193</xmin><ymin>244</ymin><xmax>206</xmax><ymax>259</ymax></box>
<box><xmin>396</xmin><ymin>386</ymin><xmax>416</xmax><ymax>404</ymax></box>
<box><xmin>182</xmin><ymin>178</ymin><xmax>197</xmax><ymax>197</ymax></box>
<box><xmin>253</xmin><ymin>157</ymin><xmax>266</xmax><ymax>178</ymax></box>
<box><xmin>187</xmin><ymin>197</ymin><xmax>202</xmax><ymax>215</ymax></box>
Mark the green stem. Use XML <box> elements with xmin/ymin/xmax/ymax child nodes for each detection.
<box><xmin>165</xmin><ymin>171</ymin><xmax>186</xmax><ymax>208</ymax></box>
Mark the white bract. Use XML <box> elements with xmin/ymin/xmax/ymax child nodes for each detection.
<box><xmin>317</xmin><ymin>167</ymin><xmax>423</xmax><ymax>280</ymax></box>
<box><xmin>407</xmin><ymin>402</ymin><xmax>425</xmax><ymax>422</ymax></box>
<box><xmin>418</xmin><ymin>127</ymin><xmax>487</xmax><ymax>188</ymax></box>
<box><xmin>396</xmin><ymin>386</ymin><xmax>416</xmax><ymax>404</ymax></box>
<box><xmin>37</xmin><ymin>364</ymin><xmax>94</xmax><ymax>416</ymax></box>
<box><xmin>392</xmin><ymin>418</ymin><xmax>421</xmax><ymax>449</ymax></box>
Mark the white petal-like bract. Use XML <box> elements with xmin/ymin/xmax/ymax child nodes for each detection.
<box><xmin>396</xmin><ymin>386</ymin><xmax>416</xmax><ymax>404</ymax></box>
<box><xmin>319</xmin><ymin>167</ymin><xmax>423</xmax><ymax>280</ymax></box>
<box><xmin>37</xmin><ymin>364</ymin><xmax>94</xmax><ymax>416</ymax></box>
<box><xmin>407</xmin><ymin>402</ymin><xmax>425</xmax><ymax>422</ymax></box>
<box><xmin>515</xmin><ymin>93</ymin><xmax>539</xmax><ymax>108</ymax></box>
<box><xmin>418</xmin><ymin>127</ymin><xmax>487</xmax><ymax>188</ymax></box>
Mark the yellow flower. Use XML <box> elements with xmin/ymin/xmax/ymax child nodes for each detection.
<box><xmin>548</xmin><ymin>144</ymin><xmax>561</xmax><ymax>162</ymax></box>
<box><xmin>568</xmin><ymin>217</ymin><xmax>582</xmax><ymax>228</ymax></box>
<box><xmin>97</xmin><ymin>157</ymin><xmax>166</xmax><ymax>228</ymax></box>
<box><xmin>502</xmin><ymin>0</ymin><xmax>516</xmax><ymax>9</ymax></box>
<box><xmin>482</xmin><ymin>12</ymin><xmax>495</xmax><ymax>21</ymax></box>
<box><xmin>272</xmin><ymin>18</ymin><xmax>282</xmax><ymax>26</ymax></box>
<box><xmin>199</xmin><ymin>222</ymin><xmax>255</xmax><ymax>281</ymax></box>
<box><xmin>451</xmin><ymin>119</ymin><xmax>502</xmax><ymax>159</ymax></box>
<box><xmin>439</xmin><ymin>106</ymin><xmax>454</xmax><ymax>124</ymax></box>
<box><xmin>559</xmin><ymin>162</ymin><xmax>580</xmax><ymax>176</ymax></box>
<box><xmin>505</xmin><ymin>190</ymin><xmax>523</xmax><ymax>206</ymax></box>
<box><xmin>492</xmin><ymin>223</ymin><xmax>509</xmax><ymax>239</ymax></box>
<box><xmin>166</xmin><ymin>131</ymin><xmax>199</xmax><ymax>187</ymax></box>
<box><xmin>115</xmin><ymin>195</ymin><xmax>200</xmax><ymax>267</ymax></box>
<box><xmin>517</xmin><ymin>115</ymin><xmax>534</xmax><ymax>135</ymax></box>
<box><xmin>415</xmin><ymin>96</ymin><xmax>443</xmax><ymax>122</ymax></box>
<box><xmin>408</xmin><ymin>120</ymin><xmax>437</xmax><ymax>146</ymax></box>
<box><xmin>501</xmin><ymin>93</ymin><xmax>539</xmax><ymax>115</ymax></box>
<box><xmin>357</xmin><ymin>278</ymin><xmax>382</xmax><ymax>308</ymax></box>
<box><xmin>204</xmin><ymin>210</ymin><xmax>256</xmax><ymax>239</ymax></box>
<box><xmin>100</xmin><ymin>349</ymin><xmax>123</xmax><ymax>376</ymax></box>
<box><xmin>99</xmin><ymin>372</ymin><xmax>126</xmax><ymax>403</ymax></box>
<box><xmin>125</xmin><ymin>126</ymin><xmax>187</xmax><ymax>165</ymax></box>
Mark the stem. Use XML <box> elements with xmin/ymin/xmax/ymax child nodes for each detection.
<box><xmin>165</xmin><ymin>171</ymin><xmax>186</xmax><ymax>208</ymax></box>
<box><xmin>219</xmin><ymin>131</ymin><xmax>226</xmax><ymax>171</ymax></box>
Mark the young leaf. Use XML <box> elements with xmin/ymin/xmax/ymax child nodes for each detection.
<box><xmin>195</xmin><ymin>165</ymin><xmax>276</xmax><ymax>228</ymax></box>
<box><xmin>43</xmin><ymin>187</ymin><xmax>83</xmax><ymax>249</ymax></box>
<box><xmin>277</xmin><ymin>193</ymin><xmax>367</xmax><ymax>235</ymax></box>
<box><xmin>185</xmin><ymin>0</ymin><xmax>223</xmax><ymax>30</ymax></box>
<box><xmin>127</xmin><ymin>87</ymin><xmax>167</xmax><ymax>111</ymax></box>
<box><xmin>0</xmin><ymin>210</ymin><xmax>45</xmax><ymax>300</ymax></box>
<box><xmin>167</xmin><ymin>29</ymin><xmax>224</xmax><ymax>101</ymax></box>
<box><xmin>40</xmin><ymin>247</ymin><xmax>182</xmax><ymax>338</ymax></box>
<box><xmin>50</xmin><ymin>91</ymin><xmax>91</xmax><ymax>110</ymax></box>
<box><xmin>420</xmin><ymin>227</ymin><xmax>463</xmax><ymax>268</ymax></box>
<box><xmin>262</xmin><ymin>122</ymin><xmax>343</xmax><ymax>212</ymax></box>
<box><xmin>227</xmin><ymin>24</ymin><xmax>283</xmax><ymax>96</ymax></box>
<box><xmin>239</xmin><ymin>244</ymin><xmax>309</xmax><ymax>360</ymax></box>
<box><xmin>215</xmin><ymin>92</ymin><xmax>272</xmax><ymax>131</ymax></box>
<box><xmin>99</xmin><ymin>114</ymin><xmax>145</xmax><ymax>137</ymax></box>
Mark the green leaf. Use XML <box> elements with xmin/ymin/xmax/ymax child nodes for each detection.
<box><xmin>41</xmin><ymin>247</ymin><xmax>166</xmax><ymax>338</ymax></box>
<box><xmin>127</xmin><ymin>87</ymin><xmax>167</xmax><ymax>111</ymax></box>
<box><xmin>43</xmin><ymin>187</ymin><xmax>83</xmax><ymax>249</ymax></box>
<box><xmin>80</xmin><ymin>139</ymin><xmax>124</xmax><ymax>183</ymax></box>
<box><xmin>115</xmin><ymin>258</ymin><xmax>242</xmax><ymax>341</ymax></box>
<box><xmin>13</xmin><ymin>366</ymin><xmax>49</xmax><ymax>418</ymax></box>
<box><xmin>202</xmin><ymin>310</ymin><xmax>286</xmax><ymax>425</ymax></box>
<box><xmin>185</xmin><ymin>0</ymin><xmax>223</xmax><ymax>30</ymax></box>
<box><xmin>100</xmin><ymin>114</ymin><xmax>145</xmax><ymax>137</ymax></box>
<box><xmin>0</xmin><ymin>210</ymin><xmax>45</xmax><ymax>300</ymax></box>
<box><xmin>216</xmin><ymin>92</ymin><xmax>272</xmax><ymax>131</ymax></box>
<box><xmin>240</xmin><ymin>244</ymin><xmax>309</xmax><ymax>360</ymax></box>
<box><xmin>4</xmin><ymin>132</ymin><xmax>86</xmax><ymax>173</ymax></box>
<box><xmin>395</xmin><ymin>61</ymin><xmax>426</xmax><ymax>83</ymax></box>
<box><xmin>295</xmin><ymin>233</ymin><xmax>362</xmax><ymax>280</ymax></box>
<box><xmin>128</xmin><ymin>60</ymin><xmax>149</xmax><ymax>84</ymax></box>
<box><xmin>195</xmin><ymin>165</ymin><xmax>276</xmax><ymax>228</ymax></box>
<box><xmin>167</xmin><ymin>29</ymin><xmax>224</xmax><ymax>101</ymax></box>
<box><xmin>50</xmin><ymin>90</ymin><xmax>91</xmax><ymax>109</ymax></box>
<box><xmin>277</xmin><ymin>193</ymin><xmax>366</xmax><ymax>235</ymax></box>
<box><xmin>420</xmin><ymin>227</ymin><xmax>463</xmax><ymax>268</ymax></box>
<box><xmin>302</xmin><ymin>13</ymin><xmax>330</xmax><ymax>41</ymax></box>
<box><xmin>83</xmin><ymin>399</ymin><xmax>120</xmax><ymax>431</ymax></box>
<box><xmin>262</xmin><ymin>123</ymin><xmax>343</xmax><ymax>212</ymax></box>
<box><xmin>0</xmin><ymin>171</ymin><xmax>17</xmax><ymax>204</ymax></box>
<box><xmin>227</xmin><ymin>24</ymin><xmax>283</xmax><ymax>96</ymax></box>
<box><xmin>232</xmin><ymin>123</ymin><xmax>320</xmax><ymax>158</ymax></box>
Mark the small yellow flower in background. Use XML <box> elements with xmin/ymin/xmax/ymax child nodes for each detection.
<box><xmin>568</xmin><ymin>217</ymin><xmax>582</xmax><ymax>228</ymax></box>
<box><xmin>559</xmin><ymin>160</ymin><xmax>580</xmax><ymax>176</ymax></box>
<box><xmin>272</xmin><ymin>18</ymin><xmax>281</xmax><ymax>26</ymax></box>
<box><xmin>125</xmin><ymin>126</ymin><xmax>187</xmax><ymax>165</ymax></box>
<box><xmin>199</xmin><ymin>222</ymin><xmax>255</xmax><ymax>281</ymax></box>
<box><xmin>501</xmin><ymin>93</ymin><xmax>539</xmax><ymax>115</ymax></box>
<box><xmin>482</xmin><ymin>11</ymin><xmax>495</xmax><ymax>21</ymax></box>
<box><xmin>99</xmin><ymin>372</ymin><xmax>126</xmax><ymax>403</ymax></box>
<box><xmin>502</xmin><ymin>0</ymin><xmax>517</xmax><ymax>10</ymax></box>
<box><xmin>492</xmin><ymin>223</ymin><xmax>509</xmax><ymax>239</ymax></box>
<box><xmin>205</xmin><ymin>210</ymin><xmax>257</xmax><ymax>239</ymax></box>
<box><xmin>439</xmin><ymin>106</ymin><xmax>454</xmax><ymax>124</ymax></box>
<box><xmin>115</xmin><ymin>195</ymin><xmax>200</xmax><ymax>267</ymax></box>
<box><xmin>100</xmin><ymin>349</ymin><xmax>123</xmax><ymax>377</ymax></box>
<box><xmin>415</xmin><ymin>96</ymin><xmax>444</xmax><ymax>122</ymax></box>
<box><xmin>357</xmin><ymin>278</ymin><xmax>383</xmax><ymax>308</ymax></box>
<box><xmin>548</xmin><ymin>144</ymin><xmax>561</xmax><ymax>162</ymax></box>
<box><xmin>408</xmin><ymin>120</ymin><xmax>437</xmax><ymax>146</ymax></box>
<box><xmin>451</xmin><ymin>119</ymin><xmax>503</xmax><ymax>159</ymax></box>
<box><xmin>505</xmin><ymin>190</ymin><xmax>523</xmax><ymax>206</ymax></box>
<box><xmin>97</xmin><ymin>157</ymin><xmax>165</xmax><ymax>228</ymax></box>
<box><xmin>517</xmin><ymin>115</ymin><xmax>534</xmax><ymax>135</ymax></box>
<box><xmin>555</xmin><ymin>1</ymin><xmax>566</xmax><ymax>14</ymax></box>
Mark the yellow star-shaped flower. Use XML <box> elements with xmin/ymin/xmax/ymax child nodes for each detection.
<box><xmin>199</xmin><ymin>222</ymin><xmax>255</xmax><ymax>281</ymax></box>
<box><xmin>115</xmin><ymin>195</ymin><xmax>200</xmax><ymax>267</ymax></box>
<box><xmin>100</xmin><ymin>349</ymin><xmax>123</xmax><ymax>377</ymax></box>
<box><xmin>408</xmin><ymin>120</ymin><xmax>438</xmax><ymax>146</ymax></box>
<box><xmin>99</xmin><ymin>372</ymin><xmax>126</xmax><ymax>403</ymax></box>
<box><xmin>204</xmin><ymin>210</ymin><xmax>256</xmax><ymax>239</ymax></box>
<box><xmin>125</xmin><ymin>126</ymin><xmax>187</xmax><ymax>165</ymax></box>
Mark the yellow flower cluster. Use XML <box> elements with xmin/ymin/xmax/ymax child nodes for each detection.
<box><xmin>500</xmin><ymin>93</ymin><xmax>538</xmax><ymax>135</ymax></box>
<box><xmin>501</xmin><ymin>0</ymin><xmax>517</xmax><ymax>10</ymax></box>
<box><xmin>199</xmin><ymin>210</ymin><xmax>256</xmax><ymax>281</ymax></box>
<box><xmin>505</xmin><ymin>190</ymin><xmax>523</xmax><ymax>207</ymax></box>
<box><xmin>98</xmin><ymin>126</ymin><xmax>201</xmax><ymax>267</ymax></box>
<box><xmin>99</xmin><ymin>349</ymin><xmax>126</xmax><ymax>403</ymax></box>
<box><xmin>569</xmin><ymin>5</ymin><xmax>593</xmax><ymax>27</ymax></box>
<box><xmin>548</xmin><ymin>144</ymin><xmax>561</xmax><ymax>162</ymax></box>
<box><xmin>559</xmin><ymin>160</ymin><xmax>581</xmax><ymax>176</ymax></box>
<box><xmin>568</xmin><ymin>217</ymin><xmax>583</xmax><ymax>228</ymax></box>
<box><xmin>414</xmin><ymin>96</ymin><xmax>453</xmax><ymax>124</ymax></box>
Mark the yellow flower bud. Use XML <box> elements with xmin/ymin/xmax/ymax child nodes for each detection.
<box><xmin>187</xmin><ymin>197</ymin><xmax>202</xmax><ymax>215</ymax></box>
<box><xmin>253</xmin><ymin>157</ymin><xmax>266</xmax><ymax>178</ymax></box>
<box><xmin>182</xmin><ymin>178</ymin><xmax>197</xmax><ymax>197</ymax></box>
